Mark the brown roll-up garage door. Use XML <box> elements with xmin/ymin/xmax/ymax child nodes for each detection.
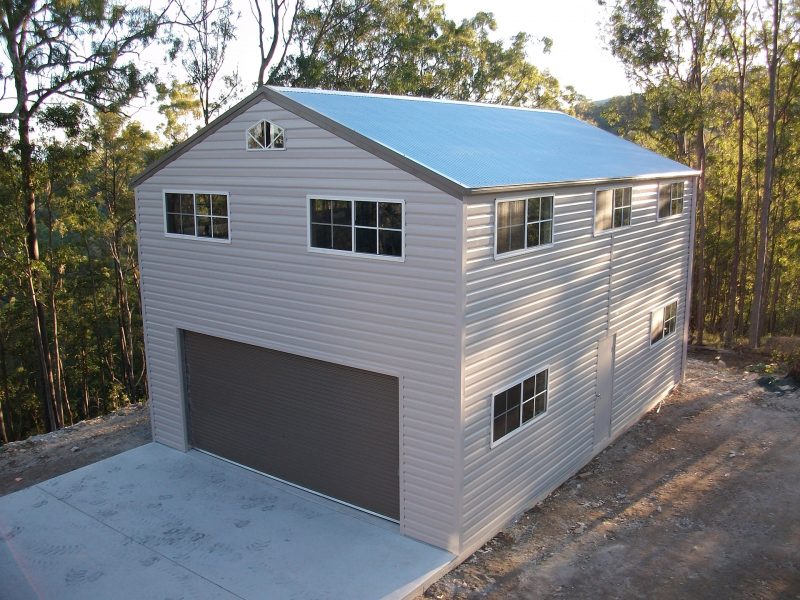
<box><xmin>183</xmin><ymin>331</ymin><xmax>399</xmax><ymax>520</ymax></box>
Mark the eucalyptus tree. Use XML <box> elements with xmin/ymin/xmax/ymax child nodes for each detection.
<box><xmin>171</xmin><ymin>0</ymin><xmax>241</xmax><ymax>125</ymax></box>
<box><xmin>0</xmin><ymin>0</ymin><xmax>166</xmax><ymax>431</ymax></box>
<box><xmin>605</xmin><ymin>0</ymin><xmax>730</xmax><ymax>344</ymax></box>
<box><xmin>252</xmin><ymin>0</ymin><xmax>301</xmax><ymax>86</ymax></box>
<box><xmin>274</xmin><ymin>0</ymin><xmax>564</xmax><ymax>108</ymax></box>
<box><xmin>717</xmin><ymin>0</ymin><xmax>753</xmax><ymax>347</ymax></box>
<box><xmin>749</xmin><ymin>0</ymin><xmax>800</xmax><ymax>347</ymax></box>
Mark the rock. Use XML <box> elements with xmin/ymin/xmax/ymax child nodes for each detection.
<box><xmin>571</xmin><ymin>522</ymin><xmax>587</xmax><ymax>534</ymax></box>
<box><xmin>70</xmin><ymin>446</ymin><xmax>80</xmax><ymax>453</ymax></box>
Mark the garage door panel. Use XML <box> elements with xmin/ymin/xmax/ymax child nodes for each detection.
<box><xmin>183</xmin><ymin>331</ymin><xmax>399</xmax><ymax>519</ymax></box>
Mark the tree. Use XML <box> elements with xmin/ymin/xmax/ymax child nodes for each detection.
<box><xmin>88</xmin><ymin>113</ymin><xmax>155</xmax><ymax>404</ymax></box>
<box><xmin>0</xmin><ymin>0</ymin><xmax>164</xmax><ymax>431</ymax></box>
<box><xmin>252</xmin><ymin>0</ymin><xmax>300</xmax><ymax>86</ymax></box>
<box><xmin>718</xmin><ymin>0</ymin><xmax>752</xmax><ymax>347</ymax></box>
<box><xmin>172</xmin><ymin>0</ymin><xmax>241</xmax><ymax>125</ymax></box>
<box><xmin>272</xmin><ymin>0</ymin><xmax>564</xmax><ymax>108</ymax></box>
<box><xmin>605</xmin><ymin>0</ymin><xmax>728</xmax><ymax>344</ymax></box>
<box><xmin>748</xmin><ymin>0</ymin><xmax>799</xmax><ymax>347</ymax></box>
<box><xmin>156</xmin><ymin>79</ymin><xmax>203</xmax><ymax>145</ymax></box>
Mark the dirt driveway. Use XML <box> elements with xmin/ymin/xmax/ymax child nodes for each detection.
<box><xmin>422</xmin><ymin>356</ymin><xmax>800</xmax><ymax>600</ymax></box>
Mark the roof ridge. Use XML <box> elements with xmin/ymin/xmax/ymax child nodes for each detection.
<box><xmin>267</xmin><ymin>86</ymin><xmax>566</xmax><ymax>115</ymax></box>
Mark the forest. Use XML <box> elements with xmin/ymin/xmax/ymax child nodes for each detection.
<box><xmin>0</xmin><ymin>0</ymin><xmax>798</xmax><ymax>443</ymax></box>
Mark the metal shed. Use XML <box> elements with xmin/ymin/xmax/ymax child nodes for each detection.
<box><xmin>133</xmin><ymin>86</ymin><xmax>699</xmax><ymax>556</ymax></box>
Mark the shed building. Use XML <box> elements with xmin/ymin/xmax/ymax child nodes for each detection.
<box><xmin>133</xmin><ymin>87</ymin><xmax>699</xmax><ymax>556</ymax></box>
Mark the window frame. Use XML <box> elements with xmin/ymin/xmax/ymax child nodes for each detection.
<box><xmin>593</xmin><ymin>185</ymin><xmax>633</xmax><ymax>236</ymax></box>
<box><xmin>245</xmin><ymin>119</ymin><xmax>286</xmax><ymax>152</ymax></box>
<box><xmin>656</xmin><ymin>180</ymin><xmax>686</xmax><ymax>221</ymax></box>
<box><xmin>306</xmin><ymin>195</ymin><xmax>406</xmax><ymax>262</ymax></box>
<box><xmin>493</xmin><ymin>194</ymin><xmax>556</xmax><ymax>259</ymax></box>
<box><xmin>489</xmin><ymin>364</ymin><xmax>551</xmax><ymax>448</ymax></box>
<box><xmin>650</xmin><ymin>299</ymin><xmax>679</xmax><ymax>347</ymax></box>
<box><xmin>162</xmin><ymin>189</ymin><xmax>232</xmax><ymax>243</ymax></box>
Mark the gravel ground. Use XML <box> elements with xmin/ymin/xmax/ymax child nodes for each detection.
<box><xmin>0</xmin><ymin>403</ymin><xmax>151</xmax><ymax>497</ymax></box>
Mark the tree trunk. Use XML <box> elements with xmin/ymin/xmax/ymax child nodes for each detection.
<box><xmin>725</xmin><ymin>12</ymin><xmax>747</xmax><ymax>347</ymax></box>
<box><xmin>19</xmin><ymin>110</ymin><xmax>58</xmax><ymax>432</ymax></box>
<box><xmin>0</xmin><ymin>329</ymin><xmax>10</xmax><ymax>444</ymax></box>
<box><xmin>693</xmin><ymin>126</ymin><xmax>707</xmax><ymax>345</ymax></box>
<box><xmin>80</xmin><ymin>345</ymin><xmax>90</xmax><ymax>420</ymax></box>
<box><xmin>46</xmin><ymin>195</ymin><xmax>66</xmax><ymax>429</ymax></box>
<box><xmin>49</xmin><ymin>279</ymin><xmax>66</xmax><ymax>429</ymax></box>
<box><xmin>85</xmin><ymin>237</ymin><xmax>109</xmax><ymax>411</ymax></box>
<box><xmin>749</xmin><ymin>0</ymin><xmax>779</xmax><ymax>349</ymax></box>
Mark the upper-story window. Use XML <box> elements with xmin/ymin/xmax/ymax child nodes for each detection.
<box><xmin>595</xmin><ymin>186</ymin><xmax>632</xmax><ymax>233</ymax></box>
<box><xmin>308</xmin><ymin>197</ymin><xmax>404</xmax><ymax>259</ymax></box>
<box><xmin>658</xmin><ymin>181</ymin><xmax>685</xmax><ymax>219</ymax></box>
<box><xmin>164</xmin><ymin>192</ymin><xmax>229</xmax><ymax>240</ymax></box>
<box><xmin>247</xmin><ymin>119</ymin><xmax>284</xmax><ymax>150</ymax></box>
<box><xmin>650</xmin><ymin>300</ymin><xmax>678</xmax><ymax>345</ymax></box>
<box><xmin>495</xmin><ymin>196</ymin><xmax>554</xmax><ymax>256</ymax></box>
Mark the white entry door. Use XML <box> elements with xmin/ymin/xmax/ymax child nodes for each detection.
<box><xmin>593</xmin><ymin>333</ymin><xmax>616</xmax><ymax>450</ymax></box>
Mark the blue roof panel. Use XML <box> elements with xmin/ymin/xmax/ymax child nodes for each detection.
<box><xmin>274</xmin><ymin>87</ymin><xmax>697</xmax><ymax>190</ymax></box>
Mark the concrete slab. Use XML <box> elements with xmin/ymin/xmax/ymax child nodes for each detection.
<box><xmin>0</xmin><ymin>443</ymin><xmax>454</xmax><ymax>600</ymax></box>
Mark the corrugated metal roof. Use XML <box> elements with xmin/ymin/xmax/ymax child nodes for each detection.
<box><xmin>273</xmin><ymin>87</ymin><xmax>697</xmax><ymax>189</ymax></box>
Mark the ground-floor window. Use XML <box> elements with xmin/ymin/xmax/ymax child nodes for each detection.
<box><xmin>650</xmin><ymin>300</ymin><xmax>678</xmax><ymax>345</ymax></box>
<box><xmin>492</xmin><ymin>368</ymin><xmax>549</xmax><ymax>444</ymax></box>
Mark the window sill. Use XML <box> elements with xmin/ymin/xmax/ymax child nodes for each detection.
<box><xmin>593</xmin><ymin>224</ymin><xmax>632</xmax><ymax>237</ymax></box>
<box><xmin>164</xmin><ymin>233</ymin><xmax>232</xmax><ymax>244</ymax></box>
<box><xmin>656</xmin><ymin>212</ymin><xmax>686</xmax><ymax>222</ymax></box>
<box><xmin>307</xmin><ymin>246</ymin><xmax>405</xmax><ymax>262</ymax></box>
<box><xmin>494</xmin><ymin>242</ymin><xmax>555</xmax><ymax>261</ymax></box>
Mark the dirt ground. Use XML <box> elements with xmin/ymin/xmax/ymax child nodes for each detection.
<box><xmin>422</xmin><ymin>355</ymin><xmax>800</xmax><ymax>600</ymax></box>
<box><xmin>0</xmin><ymin>403</ymin><xmax>151</xmax><ymax>497</ymax></box>
<box><xmin>1</xmin><ymin>356</ymin><xmax>798</xmax><ymax>599</ymax></box>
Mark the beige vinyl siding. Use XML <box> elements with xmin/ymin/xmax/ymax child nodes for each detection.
<box><xmin>135</xmin><ymin>99</ymin><xmax>462</xmax><ymax>551</ymax></box>
<box><xmin>460</xmin><ymin>180</ymin><xmax>692</xmax><ymax>552</ymax></box>
<box><xmin>608</xmin><ymin>182</ymin><xmax>692</xmax><ymax>433</ymax></box>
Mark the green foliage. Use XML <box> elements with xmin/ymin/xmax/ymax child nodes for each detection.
<box><xmin>156</xmin><ymin>80</ymin><xmax>202</xmax><ymax>145</ymax></box>
<box><xmin>271</xmin><ymin>0</ymin><xmax>569</xmax><ymax>109</ymax></box>
<box><xmin>608</xmin><ymin>0</ymin><xmax>673</xmax><ymax>80</ymax></box>
<box><xmin>169</xmin><ymin>0</ymin><xmax>242</xmax><ymax>124</ymax></box>
<box><xmin>0</xmin><ymin>108</ymin><xmax>155</xmax><ymax>441</ymax></box>
<box><xmin>601</xmin><ymin>0</ymin><xmax>800</xmax><ymax>345</ymax></box>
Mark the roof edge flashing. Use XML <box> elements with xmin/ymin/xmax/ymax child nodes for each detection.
<box><xmin>463</xmin><ymin>170</ymin><xmax>702</xmax><ymax>196</ymax></box>
<box><xmin>269</xmin><ymin>85</ymin><xmax>565</xmax><ymax>116</ymax></box>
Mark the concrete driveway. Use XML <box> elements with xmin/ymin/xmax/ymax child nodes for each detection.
<box><xmin>0</xmin><ymin>443</ymin><xmax>453</xmax><ymax>600</ymax></box>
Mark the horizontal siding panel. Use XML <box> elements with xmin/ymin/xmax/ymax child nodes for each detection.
<box><xmin>137</xmin><ymin>99</ymin><xmax>462</xmax><ymax>551</ymax></box>
<box><xmin>460</xmin><ymin>179</ymin><xmax>692</xmax><ymax>550</ymax></box>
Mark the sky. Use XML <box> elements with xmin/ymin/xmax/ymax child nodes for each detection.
<box><xmin>443</xmin><ymin>0</ymin><xmax>632</xmax><ymax>99</ymax></box>
<box><xmin>124</xmin><ymin>0</ymin><xmax>635</xmax><ymax>132</ymax></box>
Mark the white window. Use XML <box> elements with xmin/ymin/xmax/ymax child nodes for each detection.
<box><xmin>246</xmin><ymin>119</ymin><xmax>285</xmax><ymax>150</ymax></box>
<box><xmin>595</xmin><ymin>186</ymin><xmax>632</xmax><ymax>233</ymax></box>
<box><xmin>650</xmin><ymin>300</ymin><xmax>678</xmax><ymax>345</ymax></box>
<box><xmin>308</xmin><ymin>197</ymin><xmax>403</xmax><ymax>259</ymax></box>
<box><xmin>164</xmin><ymin>192</ymin><xmax>229</xmax><ymax>240</ymax></box>
<box><xmin>658</xmin><ymin>181</ymin><xmax>685</xmax><ymax>219</ymax></box>
<box><xmin>492</xmin><ymin>368</ymin><xmax>549</xmax><ymax>445</ymax></box>
<box><xmin>495</xmin><ymin>196</ymin><xmax>554</xmax><ymax>256</ymax></box>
